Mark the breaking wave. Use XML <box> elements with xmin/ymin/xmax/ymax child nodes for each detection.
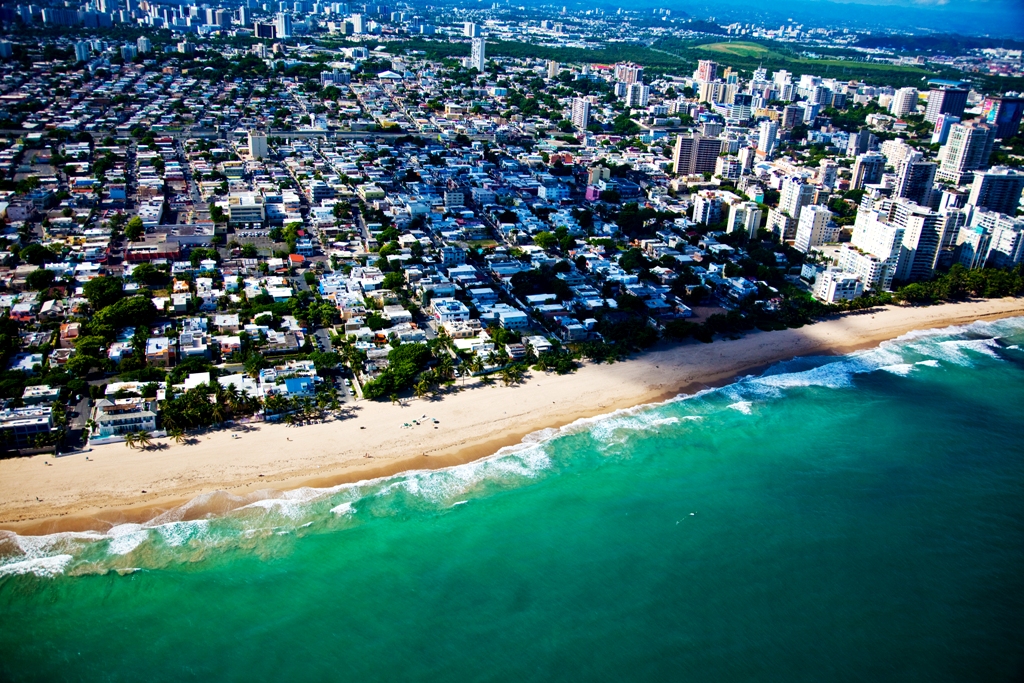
<box><xmin>3</xmin><ymin>316</ymin><xmax>1022</xmax><ymax>578</ymax></box>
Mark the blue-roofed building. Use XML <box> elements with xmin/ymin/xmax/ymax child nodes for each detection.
<box><xmin>283</xmin><ymin>377</ymin><xmax>315</xmax><ymax>397</ymax></box>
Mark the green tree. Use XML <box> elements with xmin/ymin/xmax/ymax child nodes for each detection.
<box><xmin>130</xmin><ymin>262</ymin><xmax>167</xmax><ymax>286</ymax></box>
<box><xmin>382</xmin><ymin>272</ymin><xmax>405</xmax><ymax>291</ymax></box>
<box><xmin>25</xmin><ymin>268</ymin><xmax>56</xmax><ymax>291</ymax></box>
<box><xmin>18</xmin><ymin>243</ymin><xmax>56</xmax><ymax>266</ymax></box>
<box><xmin>534</xmin><ymin>231</ymin><xmax>559</xmax><ymax>250</ymax></box>
<box><xmin>83</xmin><ymin>276</ymin><xmax>125</xmax><ymax>310</ymax></box>
<box><xmin>124</xmin><ymin>216</ymin><xmax>144</xmax><ymax>241</ymax></box>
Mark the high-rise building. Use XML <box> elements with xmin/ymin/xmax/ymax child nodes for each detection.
<box><xmin>74</xmin><ymin>41</ymin><xmax>91</xmax><ymax>62</ymax></box>
<box><xmin>937</xmin><ymin>121</ymin><xmax>996</xmax><ymax>185</ymax></box>
<box><xmin>818</xmin><ymin>159</ymin><xmax>838</xmax><ymax>190</ymax></box>
<box><xmin>756</xmin><ymin>120</ymin><xmax>777</xmax><ymax>158</ymax></box>
<box><xmin>238</xmin><ymin>5</ymin><xmax>251</xmax><ymax>25</ymax></box>
<box><xmin>42</xmin><ymin>8</ymin><xmax>82</xmax><ymax>25</ymax></box>
<box><xmin>624</xmin><ymin>83</ymin><xmax>649</xmax><ymax>108</ymax></box>
<box><xmin>136</xmin><ymin>36</ymin><xmax>151</xmax><ymax>53</ymax></box>
<box><xmin>894</xmin><ymin>155</ymin><xmax>937</xmax><ymax>207</ymax></box>
<box><xmin>463</xmin><ymin>21</ymin><xmax>478</xmax><ymax>37</ymax></box>
<box><xmin>274</xmin><ymin>12</ymin><xmax>292</xmax><ymax>37</ymax></box>
<box><xmin>779</xmin><ymin>176</ymin><xmax>814</xmax><ymax>222</ymax></box>
<box><xmin>851</xmin><ymin>152</ymin><xmax>886</xmax><ymax>190</ymax></box>
<box><xmin>889</xmin><ymin>87</ymin><xmax>919</xmax><ymax>117</ymax></box>
<box><xmin>924</xmin><ymin>87</ymin><xmax>968</xmax><ymax>123</ymax></box>
<box><xmin>570</xmin><ymin>98</ymin><xmax>590</xmax><ymax>130</ymax></box>
<box><xmin>248</xmin><ymin>131</ymin><xmax>268</xmax><ymax>160</ymax></box>
<box><xmin>672</xmin><ymin>133</ymin><xmax>725</xmax><ymax>176</ymax></box>
<box><xmin>120</xmin><ymin>45</ymin><xmax>137</xmax><ymax>61</ymax></box>
<box><xmin>726</xmin><ymin>200</ymin><xmax>763</xmax><ymax>237</ymax></box>
<box><xmin>691</xmin><ymin>191</ymin><xmax>726</xmax><ymax>225</ymax></box>
<box><xmin>880</xmin><ymin>138</ymin><xmax>917</xmax><ymax>169</ymax></box>
<box><xmin>469</xmin><ymin>36</ymin><xmax>486</xmax><ymax>72</ymax></box>
<box><xmin>957</xmin><ymin>209</ymin><xmax>1024</xmax><ymax>269</ymax></box>
<box><xmin>968</xmin><ymin>167</ymin><xmax>1024</xmax><ymax>216</ymax></box>
<box><xmin>847</xmin><ymin>128</ymin><xmax>875</xmax><ymax>157</ymax></box>
<box><xmin>891</xmin><ymin>200</ymin><xmax>946</xmax><ymax>282</ymax></box>
<box><xmin>794</xmin><ymin>205</ymin><xmax>838</xmax><ymax>253</ymax></box>
<box><xmin>614</xmin><ymin>62</ymin><xmax>643</xmax><ymax>84</ymax></box>
<box><xmin>256</xmin><ymin>22</ymin><xmax>276</xmax><ymax>38</ymax></box>
<box><xmin>349</xmin><ymin>12</ymin><xmax>364</xmax><ymax>32</ymax></box>
<box><xmin>694</xmin><ymin>60</ymin><xmax>717</xmax><ymax>83</ymax></box>
<box><xmin>781</xmin><ymin>104</ymin><xmax>802</xmax><ymax>130</ymax></box>
<box><xmin>980</xmin><ymin>96</ymin><xmax>1024</xmax><ymax>139</ymax></box>
<box><xmin>931</xmin><ymin>113</ymin><xmax>960</xmax><ymax>145</ymax></box>
<box><xmin>547</xmin><ymin>60</ymin><xmax>559</xmax><ymax>79</ymax></box>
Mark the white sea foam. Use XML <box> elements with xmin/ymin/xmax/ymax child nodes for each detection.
<box><xmin>106</xmin><ymin>524</ymin><xmax>149</xmax><ymax>556</ymax></box>
<box><xmin>330</xmin><ymin>502</ymin><xmax>354</xmax><ymax>516</ymax></box>
<box><xmin>240</xmin><ymin>485</ymin><xmax>347</xmax><ymax>519</ymax></box>
<box><xmin>0</xmin><ymin>554</ymin><xmax>74</xmax><ymax>578</ymax></box>
<box><xmin>913</xmin><ymin>337</ymin><xmax>1004</xmax><ymax>366</ymax></box>
<box><xmin>377</xmin><ymin>443</ymin><xmax>552</xmax><ymax>504</ymax></box>
<box><xmin>6</xmin><ymin>316</ymin><xmax>1024</xmax><ymax>577</ymax></box>
<box><xmin>154</xmin><ymin>520</ymin><xmax>209</xmax><ymax>547</ymax></box>
<box><xmin>727</xmin><ymin>401</ymin><xmax>753</xmax><ymax>414</ymax></box>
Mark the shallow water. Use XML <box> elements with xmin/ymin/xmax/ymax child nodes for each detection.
<box><xmin>3</xmin><ymin>318</ymin><xmax>1024</xmax><ymax>681</ymax></box>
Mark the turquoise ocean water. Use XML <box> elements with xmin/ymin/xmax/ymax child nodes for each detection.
<box><xmin>2</xmin><ymin>318</ymin><xmax>1024</xmax><ymax>682</ymax></box>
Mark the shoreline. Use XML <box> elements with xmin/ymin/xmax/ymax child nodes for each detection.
<box><xmin>2</xmin><ymin>298</ymin><xmax>1023</xmax><ymax>535</ymax></box>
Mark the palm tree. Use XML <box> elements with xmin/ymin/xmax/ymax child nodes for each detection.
<box><xmin>225</xmin><ymin>384</ymin><xmax>242</xmax><ymax>413</ymax></box>
<box><xmin>168</xmin><ymin>427</ymin><xmax>186</xmax><ymax>444</ymax></box>
<box><xmin>414</xmin><ymin>379</ymin><xmax>429</xmax><ymax>399</ymax></box>
<box><xmin>389</xmin><ymin>393</ymin><xmax>400</xmax><ymax>405</ymax></box>
<box><xmin>124</xmin><ymin>432</ymin><xmax>138</xmax><ymax>449</ymax></box>
<box><xmin>135</xmin><ymin>431</ymin><xmax>153</xmax><ymax>450</ymax></box>
<box><xmin>437</xmin><ymin>356</ymin><xmax>454</xmax><ymax>382</ymax></box>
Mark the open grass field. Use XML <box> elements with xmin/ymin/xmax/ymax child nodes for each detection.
<box><xmin>697</xmin><ymin>41</ymin><xmax>776</xmax><ymax>58</ymax></box>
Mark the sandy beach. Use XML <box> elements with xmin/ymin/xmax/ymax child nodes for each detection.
<box><xmin>2</xmin><ymin>298</ymin><xmax>1023</xmax><ymax>533</ymax></box>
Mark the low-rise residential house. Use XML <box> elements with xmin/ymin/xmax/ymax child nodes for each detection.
<box><xmin>92</xmin><ymin>398</ymin><xmax>158</xmax><ymax>439</ymax></box>
<box><xmin>21</xmin><ymin>384</ymin><xmax>61</xmax><ymax>406</ymax></box>
<box><xmin>431</xmin><ymin>298</ymin><xmax>471</xmax><ymax>323</ymax></box>
<box><xmin>146</xmin><ymin>337</ymin><xmax>176</xmax><ymax>366</ymax></box>
<box><xmin>0</xmin><ymin>406</ymin><xmax>55</xmax><ymax>450</ymax></box>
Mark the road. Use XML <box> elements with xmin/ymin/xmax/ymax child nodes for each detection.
<box><xmin>59</xmin><ymin>395</ymin><xmax>92</xmax><ymax>454</ymax></box>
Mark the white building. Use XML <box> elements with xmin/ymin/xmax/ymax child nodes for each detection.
<box><xmin>92</xmin><ymin>399</ymin><xmax>158</xmax><ymax>439</ymax></box>
<box><xmin>430</xmin><ymin>298</ymin><xmax>471</xmax><ymax>323</ymax></box>
<box><xmin>469</xmin><ymin>37</ymin><xmax>486</xmax><ymax>72</ymax></box>
<box><xmin>794</xmin><ymin>205</ymin><xmax>838</xmax><ymax>253</ymax></box>
<box><xmin>757</xmin><ymin>120</ymin><xmax>777</xmax><ymax>158</ymax></box>
<box><xmin>889</xmin><ymin>87</ymin><xmax>919</xmax><ymax>117</ymax></box>
<box><xmin>248</xmin><ymin>131</ymin><xmax>268</xmax><ymax>160</ymax></box>
<box><xmin>571</xmin><ymin>97</ymin><xmax>590</xmax><ymax>130</ymax></box>
<box><xmin>624</xmin><ymin>83</ymin><xmax>650</xmax><ymax>108</ymax></box>
<box><xmin>813</xmin><ymin>269</ymin><xmax>865</xmax><ymax>303</ymax></box>
<box><xmin>726</xmin><ymin>200</ymin><xmax>762</xmax><ymax>237</ymax></box>
<box><xmin>779</xmin><ymin>176</ymin><xmax>814</xmax><ymax>222</ymax></box>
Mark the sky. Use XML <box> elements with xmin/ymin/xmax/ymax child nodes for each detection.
<box><xmin>672</xmin><ymin>0</ymin><xmax>1024</xmax><ymax>36</ymax></box>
